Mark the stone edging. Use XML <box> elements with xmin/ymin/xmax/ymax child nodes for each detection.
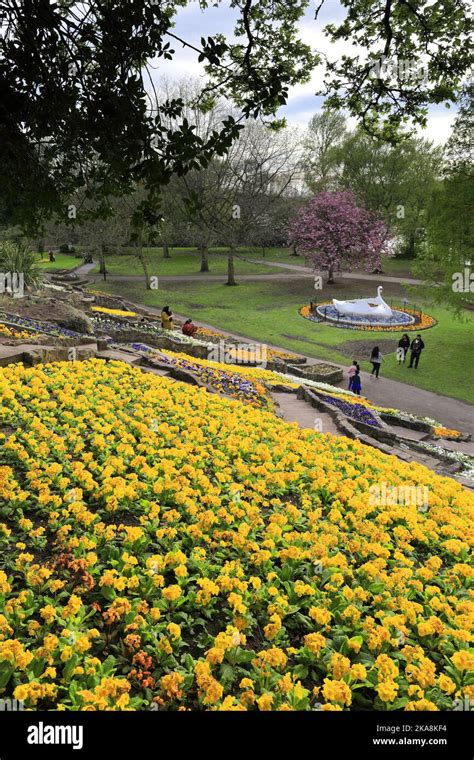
<box><xmin>298</xmin><ymin>385</ymin><xmax>473</xmax><ymax>489</ymax></box>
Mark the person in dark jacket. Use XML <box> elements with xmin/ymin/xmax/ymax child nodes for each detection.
<box><xmin>370</xmin><ymin>346</ymin><xmax>383</xmax><ymax>378</ymax></box>
<box><xmin>397</xmin><ymin>334</ymin><xmax>410</xmax><ymax>363</ymax></box>
<box><xmin>408</xmin><ymin>335</ymin><xmax>425</xmax><ymax>368</ymax></box>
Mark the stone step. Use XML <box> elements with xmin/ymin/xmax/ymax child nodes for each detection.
<box><xmin>95</xmin><ymin>350</ymin><xmax>143</xmax><ymax>366</ymax></box>
<box><xmin>271</xmin><ymin>391</ymin><xmax>339</xmax><ymax>434</ymax></box>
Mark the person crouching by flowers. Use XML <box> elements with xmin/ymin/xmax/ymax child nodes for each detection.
<box><xmin>161</xmin><ymin>306</ymin><xmax>173</xmax><ymax>330</ymax></box>
<box><xmin>351</xmin><ymin>368</ymin><xmax>361</xmax><ymax>395</ymax></box>
<box><xmin>347</xmin><ymin>360</ymin><xmax>359</xmax><ymax>391</ymax></box>
<box><xmin>182</xmin><ymin>318</ymin><xmax>197</xmax><ymax>337</ymax></box>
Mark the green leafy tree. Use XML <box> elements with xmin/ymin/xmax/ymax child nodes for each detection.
<box><xmin>413</xmin><ymin>85</ymin><xmax>474</xmax><ymax>314</ymax></box>
<box><xmin>0</xmin><ymin>0</ymin><xmax>316</xmax><ymax>230</ymax></box>
<box><xmin>1</xmin><ymin>1</ymin><xmax>470</xmax><ymax>231</ymax></box>
<box><xmin>320</xmin><ymin>0</ymin><xmax>471</xmax><ymax>140</ymax></box>
<box><xmin>337</xmin><ymin>130</ymin><xmax>442</xmax><ymax>257</ymax></box>
<box><xmin>304</xmin><ymin>110</ymin><xmax>347</xmax><ymax>192</ymax></box>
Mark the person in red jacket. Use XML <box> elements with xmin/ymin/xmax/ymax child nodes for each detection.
<box><xmin>182</xmin><ymin>318</ymin><xmax>198</xmax><ymax>337</ymax></box>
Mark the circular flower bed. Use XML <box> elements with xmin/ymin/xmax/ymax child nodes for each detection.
<box><xmin>300</xmin><ymin>304</ymin><xmax>437</xmax><ymax>332</ymax></box>
<box><xmin>0</xmin><ymin>359</ymin><xmax>472</xmax><ymax>712</ymax></box>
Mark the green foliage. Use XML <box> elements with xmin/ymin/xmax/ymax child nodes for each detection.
<box><xmin>0</xmin><ymin>0</ymin><xmax>315</xmax><ymax>230</ymax></box>
<box><xmin>304</xmin><ymin>110</ymin><xmax>347</xmax><ymax>192</ymax></box>
<box><xmin>414</xmin><ymin>84</ymin><xmax>474</xmax><ymax>314</ymax></box>
<box><xmin>321</xmin><ymin>0</ymin><xmax>471</xmax><ymax>140</ymax></box>
<box><xmin>337</xmin><ymin>129</ymin><xmax>442</xmax><ymax>254</ymax></box>
<box><xmin>2</xmin><ymin>1</ymin><xmax>470</xmax><ymax>231</ymax></box>
<box><xmin>0</xmin><ymin>241</ymin><xmax>43</xmax><ymax>291</ymax></box>
<box><xmin>303</xmin><ymin>116</ymin><xmax>442</xmax><ymax>258</ymax></box>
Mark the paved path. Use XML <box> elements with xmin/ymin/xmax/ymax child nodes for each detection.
<box><xmin>72</xmin><ymin>261</ymin><xmax>97</xmax><ymax>276</ymax></box>
<box><xmin>80</xmin><ymin>270</ymin><xmax>420</xmax><ymax>284</ymax></box>
<box><xmin>83</xmin><ymin>272</ymin><xmax>314</xmax><ymax>283</ymax></box>
<box><xmin>74</xmin><ymin>258</ymin><xmax>421</xmax><ymax>285</ymax></box>
<box><xmin>247</xmin><ymin>259</ymin><xmax>422</xmax><ymax>285</ymax></box>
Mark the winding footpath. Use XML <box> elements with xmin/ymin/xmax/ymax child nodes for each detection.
<box><xmin>75</xmin><ymin>257</ymin><xmax>423</xmax><ymax>285</ymax></box>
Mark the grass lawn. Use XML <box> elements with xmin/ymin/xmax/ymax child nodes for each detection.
<box><xmin>36</xmin><ymin>253</ymin><xmax>82</xmax><ymax>271</ymax></box>
<box><xmin>89</xmin><ymin>247</ymin><xmax>416</xmax><ymax>278</ymax></box>
<box><xmin>91</xmin><ymin>275</ymin><xmax>473</xmax><ymax>404</ymax></box>
<box><xmin>91</xmin><ymin>247</ymin><xmax>300</xmax><ymax>276</ymax></box>
<box><xmin>380</xmin><ymin>255</ymin><xmax>415</xmax><ymax>277</ymax></box>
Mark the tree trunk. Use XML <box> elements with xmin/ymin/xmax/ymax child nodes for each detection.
<box><xmin>261</xmin><ymin>246</ymin><xmax>266</xmax><ymax>258</ymax></box>
<box><xmin>99</xmin><ymin>243</ymin><xmax>107</xmax><ymax>280</ymax></box>
<box><xmin>327</xmin><ymin>264</ymin><xmax>335</xmax><ymax>284</ymax></box>
<box><xmin>137</xmin><ymin>245</ymin><xmax>151</xmax><ymax>289</ymax></box>
<box><xmin>163</xmin><ymin>242</ymin><xmax>171</xmax><ymax>259</ymax></box>
<box><xmin>291</xmin><ymin>243</ymin><xmax>299</xmax><ymax>257</ymax></box>
<box><xmin>199</xmin><ymin>245</ymin><xmax>209</xmax><ymax>272</ymax></box>
<box><xmin>226</xmin><ymin>247</ymin><xmax>237</xmax><ymax>286</ymax></box>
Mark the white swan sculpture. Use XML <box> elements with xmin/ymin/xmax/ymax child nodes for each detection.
<box><xmin>333</xmin><ymin>286</ymin><xmax>393</xmax><ymax>319</ymax></box>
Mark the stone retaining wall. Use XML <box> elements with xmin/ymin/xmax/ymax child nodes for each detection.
<box><xmin>288</xmin><ymin>363</ymin><xmax>343</xmax><ymax>385</ymax></box>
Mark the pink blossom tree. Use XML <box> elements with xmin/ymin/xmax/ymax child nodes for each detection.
<box><xmin>289</xmin><ymin>190</ymin><xmax>390</xmax><ymax>283</ymax></box>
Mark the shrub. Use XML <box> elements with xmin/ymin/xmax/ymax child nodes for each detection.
<box><xmin>0</xmin><ymin>241</ymin><xmax>43</xmax><ymax>292</ymax></box>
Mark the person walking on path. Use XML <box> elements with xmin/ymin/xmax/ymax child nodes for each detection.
<box><xmin>370</xmin><ymin>346</ymin><xmax>383</xmax><ymax>378</ymax></box>
<box><xmin>408</xmin><ymin>334</ymin><xmax>425</xmax><ymax>369</ymax></box>
<box><xmin>351</xmin><ymin>369</ymin><xmax>362</xmax><ymax>395</ymax></box>
<box><xmin>347</xmin><ymin>360</ymin><xmax>359</xmax><ymax>391</ymax></box>
<box><xmin>397</xmin><ymin>334</ymin><xmax>410</xmax><ymax>363</ymax></box>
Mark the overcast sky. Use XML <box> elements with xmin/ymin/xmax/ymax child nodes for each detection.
<box><xmin>157</xmin><ymin>0</ymin><xmax>456</xmax><ymax>145</ymax></box>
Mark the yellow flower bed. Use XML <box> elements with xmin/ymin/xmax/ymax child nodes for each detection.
<box><xmin>433</xmin><ymin>427</ymin><xmax>462</xmax><ymax>441</ymax></box>
<box><xmin>0</xmin><ymin>324</ymin><xmax>32</xmax><ymax>340</ymax></box>
<box><xmin>154</xmin><ymin>349</ymin><xmax>299</xmax><ymax>407</ymax></box>
<box><xmin>91</xmin><ymin>306</ymin><xmax>137</xmax><ymax>318</ymax></box>
<box><xmin>158</xmin><ymin>349</ymin><xmax>298</xmax><ymax>386</ymax></box>
<box><xmin>0</xmin><ymin>359</ymin><xmax>472</xmax><ymax>712</ymax></box>
<box><xmin>156</xmin><ymin>351</ymin><xmax>397</xmax><ymax>417</ymax></box>
<box><xmin>195</xmin><ymin>326</ymin><xmax>298</xmax><ymax>361</ymax></box>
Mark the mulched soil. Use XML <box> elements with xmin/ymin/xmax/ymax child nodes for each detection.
<box><xmin>336</xmin><ymin>339</ymin><xmax>400</xmax><ymax>359</ymax></box>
